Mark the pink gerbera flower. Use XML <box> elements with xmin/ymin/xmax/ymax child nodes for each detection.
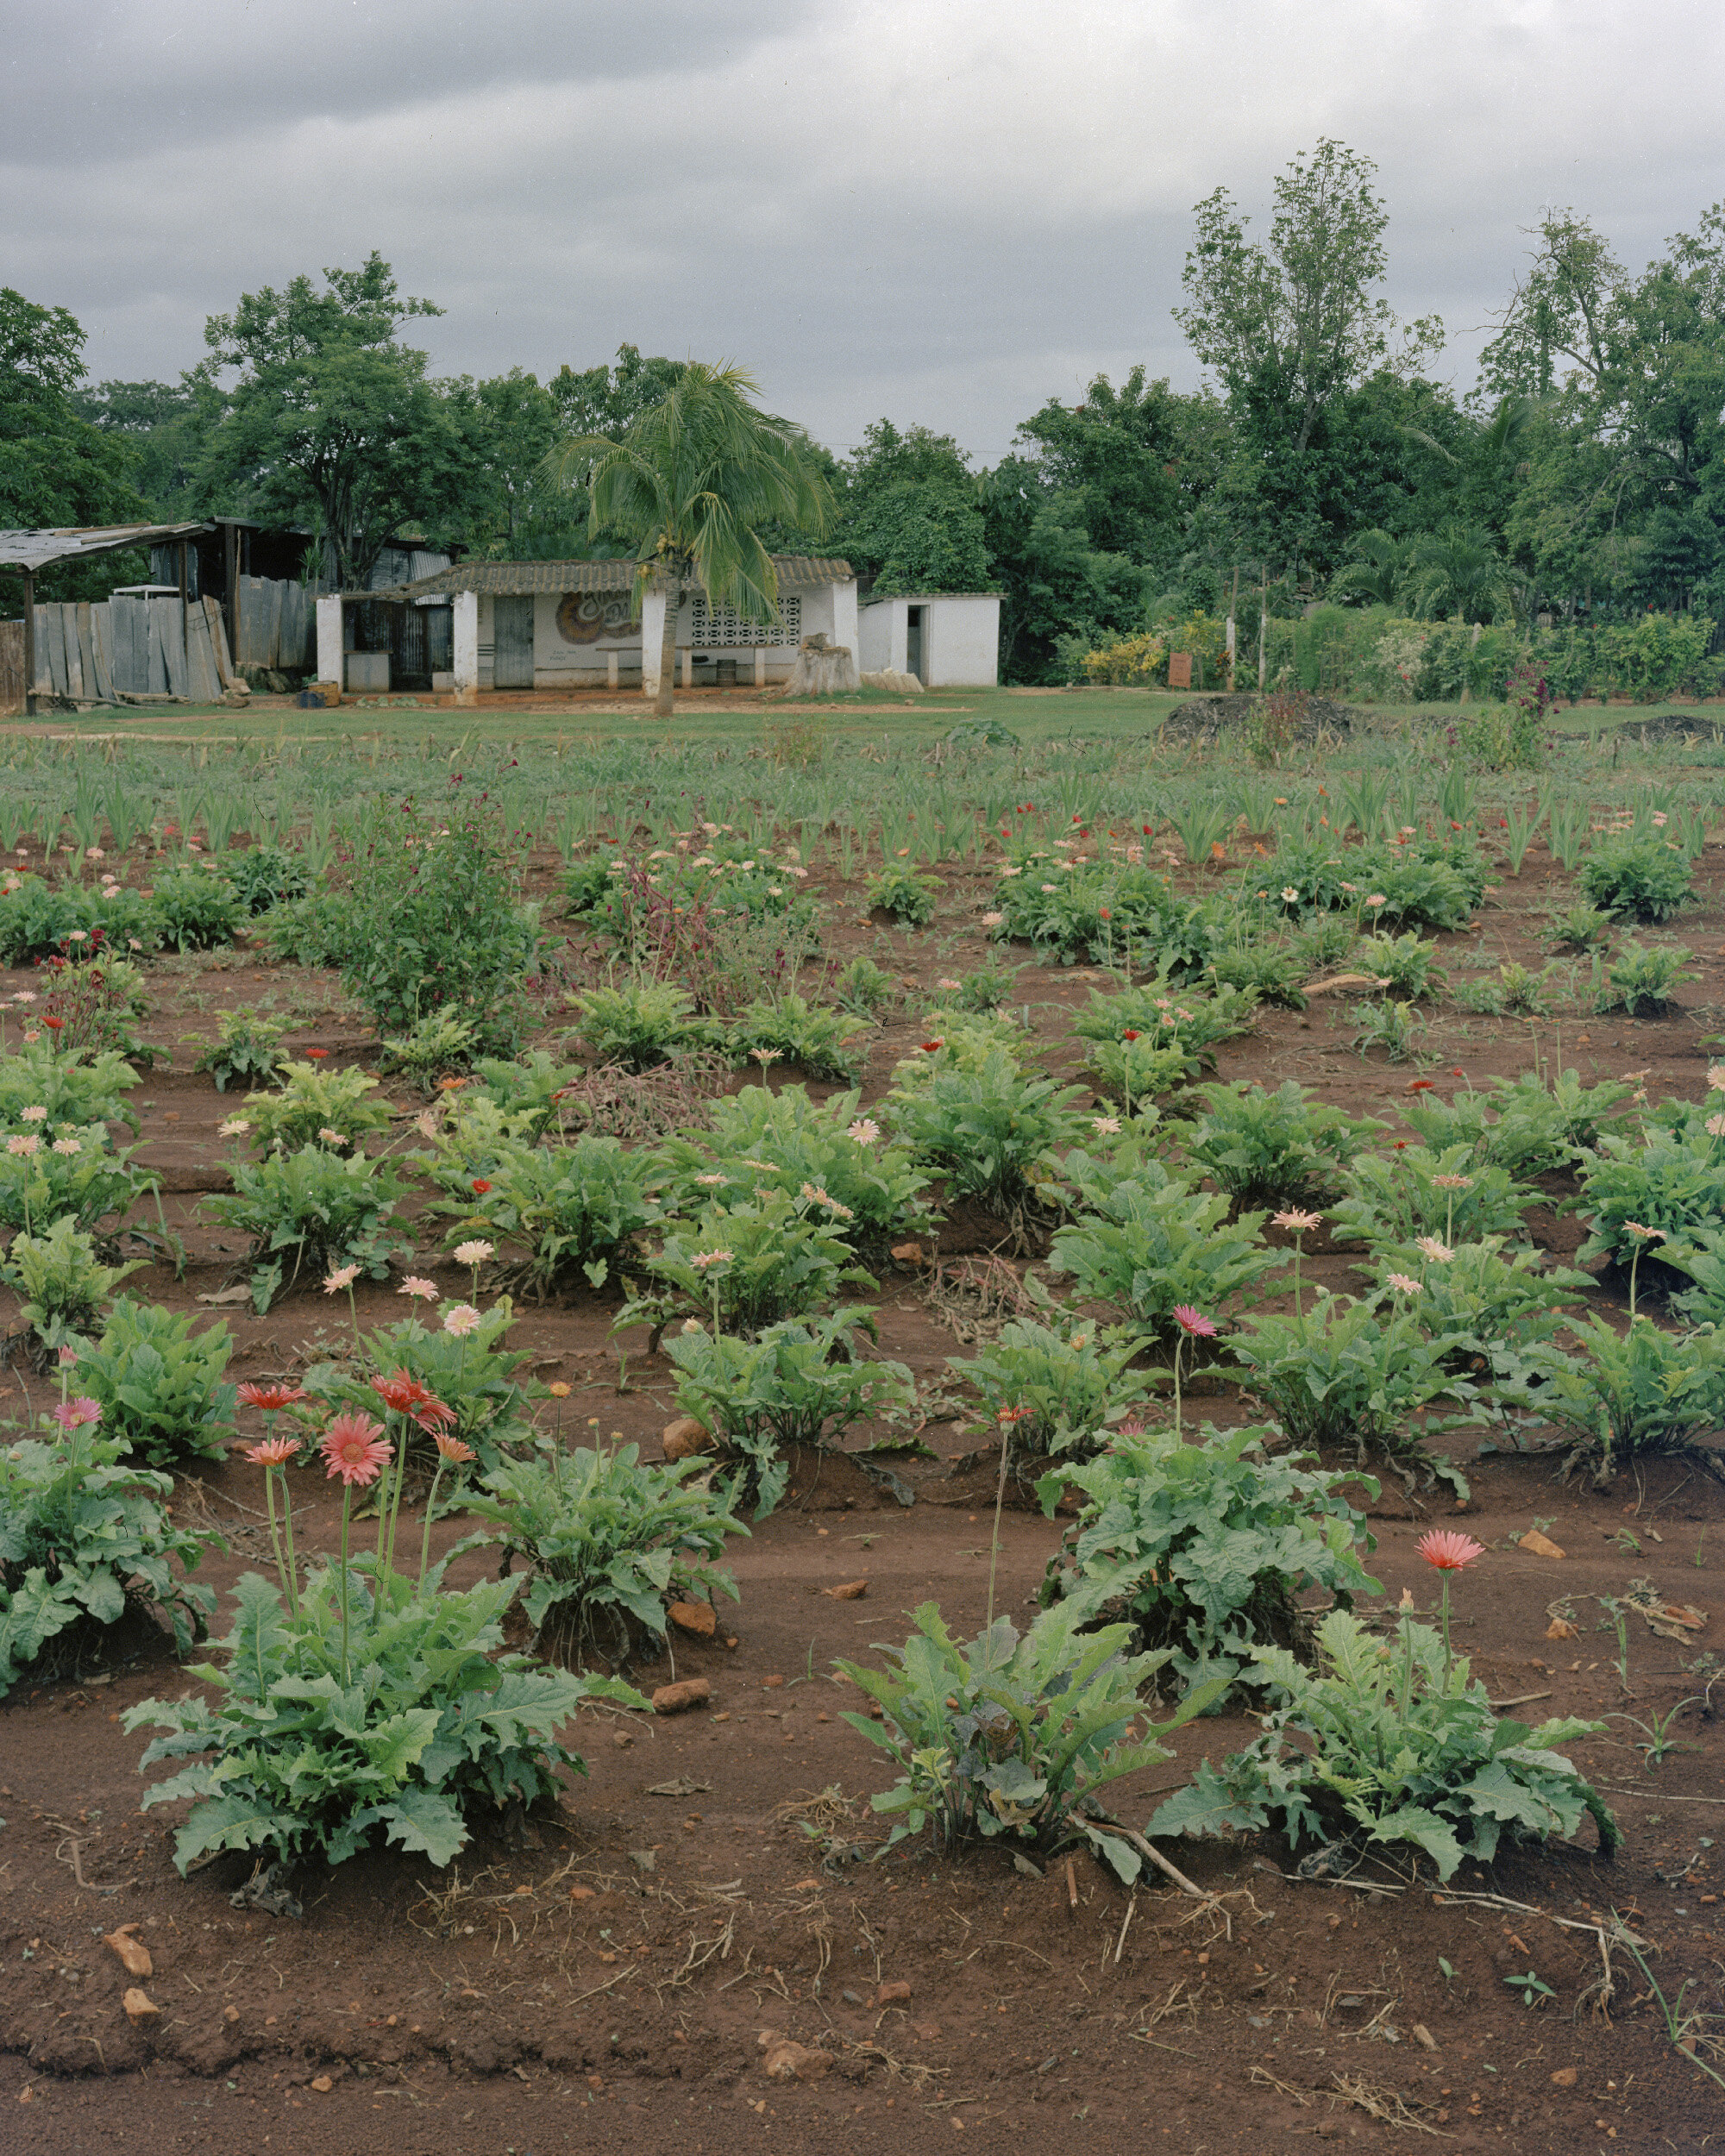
<box><xmin>1170</xmin><ymin>1306</ymin><xmax>1218</xmax><ymax>1339</ymax></box>
<box><xmin>1416</xmin><ymin>1529</ymin><xmax>1484</xmax><ymax>1571</ymax></box>
<box><xmin>320</xmin><ymin>1413</ymin><xmax>391</xmax><ymax>1486</ymax></box>
<box><xmin>243</xmin><ymin>1435</ymin><xmax>298</xmax><ymax>1467</ymax></box>
<box><xmin>50</xmin><ymin>1396</ymin><xmax>103</xmax><ymax>1432</ymax></box>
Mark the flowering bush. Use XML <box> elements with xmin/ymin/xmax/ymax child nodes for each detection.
<box><xmin>949</xmin><ymin>1315</ymin><xmax>1153</xmax><ymax>1458</ymax></box>
<box><xmin>626</xmin><ymin>1190</ymin><xmax>872</xmax><ymax>1338</ymax></box>
<box><xmin>238</xmin><ymin>1061</ymin><xmax>394</xmax><ymax>1155</ymax></box>
<box><xmin>1577</xmin><ymin>1122</ymin><xmax>1725</xmax><ymax>1269</ymax></box>
<box><xmin>0</xmin><ymin>1217</ymin><xmax>144</xmax><ymax>1357</ymax></box>
<box><xmin>303</xmin><ymin>1298</ymin><xmax>539</xmax><ymax>1463</ymax></box>
<box><xmin>209</xmin><ymin>1146</ymin><xmax>411</xmax><ymax>1311</ymax></box>
<box><xmin>0</xmin><ymin>1407</ymin><xmax>216</xmax><ymax>1695</ymax></box>
<box><xmin>430</xmin><ymin>1131</ymin><xmax>662</xmax><ymax>1298</ymax></box>
<box><xmin>193</xmin><ymin>1009</ymin><xmax>290</xmax><ymax>1094</ymax></box>
<box><xmin>1534</xmin><ymin>1314</ymin><xmax>1725</xmax><ymax>1483</ymax></box>
<box><xmin>1329</xmin><ymin>1142</ymin><xmax>1536</xmax><ymax>1254</ymax></box>
<box><xmin>0</xmin><ymin>1119</ymin><xmax>154</xmax><ymax>1242</ymax></box>
<box><xmin>0</xmin><ymin>1044</ymin><xmax>141</xmax><ymax>1132</ymax></box>
<box><xmin>128</xmin><ymin>1387</ymin><xmax>644</xmax><ymax>1873</ymax></box>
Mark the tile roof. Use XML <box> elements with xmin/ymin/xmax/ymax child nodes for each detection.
<box><xmin>359</xmin><ymin>555</ymin><xmax>853</xmax><ymax>601</ymax></box>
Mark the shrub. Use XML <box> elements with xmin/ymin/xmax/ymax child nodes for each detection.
<box><xmin>1593</xmin><ymin>941</ymin><xmax>1697</xmax><ymax>1017</ymax></box>
<box><xmin>1048</xmin><ymin>1162</ymin><xmax>1285</xmax><ymax>1341</ymax></box>
<box><xmin>0</xmin><ymin>1415</ymin><xmax>216</xmax><ymax>1696</ymax></box>
<box><xmin>458</xmin><ymin>1445</ymin><xmax>745</xmax><ymax>1658</ymax></box>
<box><xmin>664</xmin><ymin>1307</ymin><xmax>914</xmax><ymax>1514</ymax></box>
<box><xmin>1226</xmin><ymin>1294</ymin><xmax>1477</xmax><ymax>1490</ymax></box>
<box><xmin>193</xmin><ymin>1011</ymin><xmax>289</xmax><ymax>1094</ymax></box>
<box><xmin>727</xmin><ymin>993</ymin><xmax>869</xmax><ymax>1082</ymax></box>
<box><xmin>1367</xmin><ymin>1237</ymin><xmax>1591</xmax><ymax>1378</ymax></box>
<box><xmin>222</xmin><ymin>844</ymin><xmax>308</xmax><ymax>916</ymax></box>
<box><xmin>148</xmin><ymin>862</ymin><xmax>244</xmax><ymax>951</ymax></box>
<box><xmin>1534</xmin><ymin>1314</ymin><xmax>1725</xmax><ymax>1482</ymax></box>
<box><xmin>1577</xmin><ymin>1125</ymin><xmax>1725</xmax><ymax>1269</ymax></box>
<box><xmin>0</xmin><ymin>1043</ymin><xmax>140</xmax><ymax>1131</ymax></box>
<box><xmin>1329</xmin><ymin>1143</ymin><xmax>1536</xmax><ymax>1253</ymax></box>
<box><xmin>1578</xmin><ymin>835</ymin><xmax>1695</xmax><ymax>924</ymax></box>
<box><xmin>1037</xmin><ymin>1426</ymin><xmax>1379</xmax><ymax>1695</ymax></box>
<box><xmin>1183</xmin><ymin>1080</ymin><xmax>1375</xmax><ymax>1211</ymax></box>
<box><xmin>1398</xmin><ymin>1066</ymin><xmax>1634</xmax><ymax>1178</ymax></box>
<box><xmin>888</xmin><ymin>1048</ymin><xmax>1088</xmax><ymax>1215</ymax></box>
<box><xmin>303</xmin><ymin>1299</ymin><xmax>538</xmax><ymax>1463</ymax></box>
<box><xmin>864</xmin><ymin>863</ymin><xmax>941</xmax><ymax>927</ymax></box>
<box><xmin>1208</xmin><ymin>940</ymin><xmax>1309</xmax><ymax>1009</ymax></box>
<box><xmin>628</xmin><ymin>1189</ymin><xmax>873</xmax><ymax>1338</ymax></box>
<box><xmin>1082</xmin><ymin>1033</ymin><xmax>1193</xmax><ymax>1110</ymax></box>
<box><xmin>831</xmin><ymin>954</ymin><xmax>898</xmax><ymax>1016</ymax></box>
<box><xmin>1545</xmin><ymin>901</ymin><xmax>1615</xmax><ymax>952</ymax></box>
<box><xmin>238</xmin><ymin>1062</ymin><xmax>393</xmax><ymax>1156</ymax></box>
<box><xmin>463</xmin><ymin>1051</ymin><xmax>583</xmax><ymax>1136</ymax></box>
<box><xmin>1072</xmin><ymin>978</ymin><xmax>1258</xmax><ymax>1081</ymax></box>
<box><xmin>0</xmin><ymin>874</ymin><xmax>157</xmax><ymax>965</ymax></box>
<box><xmin>1665</xmin><ymin>1228</ymin><xmax>1725</xmax><ymax>1328</ymax></box>
<box><xmin>72</xmin><ymin>1298</ymin><xmax>236</xmax><ymax>1464</ymax></box>
<box><xmin>254</xmin><ymin>887</ymin><xmax>351</xmax><ymax>968</ymax></box>
<box><xmin>209</xmin><ymin>1145</ymin><xmax>411</xmax><ymax>1311</ymax></box>
<box><xmin>1363</xmin><ymin>931</ymin><xmax>1446</xmax><ymax>1000</ymax></box>
<box><xmin>991</xmin><ymin>855</ymin><xmax>1197</xmax><ymax>967</ymax></box>
<box><xmin>335</xmin><ymin>792</ymin><xmax>545</xmax><ymax>1050</ymax></box>
<box><xmin>379</xmin><ymin>1010</ymin><xmax>479</xmax><ymax>1092</ymax></box>
<box><xmin>569</xmin><ymin>981</ymin><xmax>712</xmax><ymax>1071</ymax></box>
<box><xmin>1</xmin><ymin>1218</ymin><xmax>143</xmax><ymax>1356</ymax></box>
<box><xmin>1147</xmin><ymin>1608</ymin><xmax>1617</xmax><ymax>1880</ymax></box>
<box><xmin>837</xmin><ymin>1601</ymin><xmax>1221</xmax><ymax>1881</ymax></box>
<box><xmin>128</xmin><ymin>1568</ymin><xmax>641</xmax><ymax>1873</ymax></box>
<box><xmin>433</xmin><ymin>1133</ymin><xmax>662</xmax><ymax>1297</ymax></box>
<box><xmin>1348</xmin><ymin>997</ymin><xmax>1421</xmax><ymax>1061</ymax></box>
<box><xmin>662</xmin><ymin>1085</ymin><xmax>932</xmax><ymax>1244</ymax></box>
<box><xmin>0</xmin><ymin>1120</ymin><xmax>154</xmax><ymax>1242</ymax></box>
<box><xmin>950</xmin><ymin>1315</ymin><xmax>1153</xmax><ymax>1459</ymax></box>
<box><xmin>34</xmin><ymin>949</ymin><xmax>154</xmax><ymax>1062</ymax></box>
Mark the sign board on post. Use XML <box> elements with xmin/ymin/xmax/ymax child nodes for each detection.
<box><xmin>1167</xmin><ymin>652</ymin><xmax>1193</xmax><ymax>690</ymax></box>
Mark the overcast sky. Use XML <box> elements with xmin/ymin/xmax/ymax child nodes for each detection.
<box><xmin>6</xmin><ymin>0</ymin><xmax>1723</xmax><ymax>464</ymax></box>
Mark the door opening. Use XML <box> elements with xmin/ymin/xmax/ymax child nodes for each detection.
<box><xmin>905</xmin><ymin>605</ymin><xmax>926</xmax><ymax>684</ymax></box>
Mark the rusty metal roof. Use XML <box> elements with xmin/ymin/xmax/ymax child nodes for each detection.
<box><xmin>0</xmin><ymin>521</ymin><xmax>210</xmax><ymax>573</ymax></box>
<box><xmin>359</xmin><ymin>555</ymin><xmax>853</xmax><ymax>602</ymax></box>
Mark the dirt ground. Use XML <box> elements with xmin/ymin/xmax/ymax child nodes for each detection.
<box><xmin>2</xmin><ymin>811</ymin><xmax>1723</xmax><ymax>2153</ymax></box>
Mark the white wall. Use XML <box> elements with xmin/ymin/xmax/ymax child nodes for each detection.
<box><xmin>859</xmin><ymin>599</ymin><xmax>908</xmax><ymax>674</ymax></box>
<box><xmin>925</xmin><ymin>597</ymin><xmax>1000</xmax><ymax>686</ymax></box>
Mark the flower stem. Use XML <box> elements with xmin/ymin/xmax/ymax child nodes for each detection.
<box><xmin>1172</xmin><ymin>1337</ymin><xmax>1183</xmax><ymax>1438</ymax></box>
<box><xmin>337</xmin><ymin>1486</ymin><xmax>353</xmax><ymax>1686</ymax></box>
<box><xmin>261</xmin><ymin>1469</ymin><xmax>290</xmax><ymax>1601</ymax></box>
<box><xmin>417</xmin><ymin>1461</ymin><xmax>446</xmax><ymax>1594</ymax></box>
<box><xmin>984</xmin><ymin>1421</ymin><xmax>1012</xmax><ymax>1631</ymax></box>
<box><xmin>1439</xmin><ymin>1576</ymin><xmax>1453</xmax><ymax>1685</ymax></box>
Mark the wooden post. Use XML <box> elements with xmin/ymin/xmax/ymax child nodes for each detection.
<box><xmin>1258</xmin><ymin>567</ymin><xmax>1269</xmax><ymax>693</ymax></box>
<box><xmin>1226</xmin><ymin>566</ymin><xmax>1239</xmax><ymax>693</ymax></box>
<box><xmin>22</xmin><ymin>568</ymin><xmax>35</xmax><ymax>718</ymax></box>
<box><xmin>225</xmin><ymin>522</ymin><xmax>240</xmax><ymax>660</ymax></box>
<box><xmin>178</xmin><ymin>540</ymin><xmax>189</xmax><ymax>693</ymax></box>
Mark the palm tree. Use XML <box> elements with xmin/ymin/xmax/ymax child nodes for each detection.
<box><xmin>1331</xmin><ymin>527</ymin><xmax>1414</xmax><ymax>607</ymax></box>
<box><xmin>545</xmin><ymin>361</ymin><xmax>833</xmax><ymax>716</ymax></box>
<box><xmin>1402</xmin><ymin>521</ymin><xmax>1515</xmax><ymax>624</ymax></box>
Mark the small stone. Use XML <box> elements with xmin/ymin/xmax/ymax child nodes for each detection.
<box><xmin>612</xmin><ymin>1728</ymin><xmax>634</xmax><ymax>1747</ymax></box>
<box><xmin>569</xmin><ymin>1886</ymin><xmax>596</xmax><ymax>1902</ymax></box>
<box><xmin>762</xmin><ymin>1674</ymin><xmax>786</xmax><ymax>1689</ymax></box>
<box><xmin>223</xmin><ymin>2005</ymin><xmax>240</xmax><ymax>2025</ymax></box>
<box><xmin>310</xmin><ymin>2075</ymin><xmax>334</xmax><ymax>2093</ymax></box>
<box><xmin>104</xmin><ymin>1925</ymin><xmax>152</xmax><ymax>1979</ymax></box>
<box><xmin>875</xmin><ymin>1980</ymin><xmax>913</xmax><ymax>2006</ymax></box>
<box><xmin>668</xmin><ymin>1600</ymin><xmax>716</xmax><ymax>1639</ymax></box>
<box><xmin>823</xmin><ymin>1579</ymin><xmax>868</xmax><ymax>1601</ymax></box>
<box><xmin>662</xmin><ymin>1416</ymin><xmax>710</xmax><ymax>1462</ymax></box>
<box><xmin>762</xmin><ymin>2040</ymin><xmax>830</xmax><ymax>2082</ymax></box>
<box><xmin>1520</xmin><ymin>1529</ymin><xmax>1565</xmax><ymax>1560</ymax></box>
<box><xmin>1551</xmin><ymin>2067</ymin><xmax>1578</xmax><ymax>2086</ymax></box>
<box><xmin>890</xmin><ymin>1242</ymin><xmax>928</xmax><ymax>1267</ymax></box>
<box><xmin>652</xmin><ymin>1678</ymin><xmax>711</xmax><ymax>1714</ymax></box>
<box><xmin>122</xmin><ymin>1989</ymin><xmax>160</xmax><ymax>2027</ymax></box>
<box><xmin>1412</xmin><ymin>2023</ymin><xmax>1437</xmax><ymax>2050</ymax></box>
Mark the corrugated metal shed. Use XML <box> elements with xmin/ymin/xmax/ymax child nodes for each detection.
<box><xmin>0</xmin><ymin>521</ymin><xmax>210</xmax><ymax>573</ymax></box>
<box><xmin>361</xmin><ymin>555</ymin><xmax>854</xmax><ymax>602</ymax></box>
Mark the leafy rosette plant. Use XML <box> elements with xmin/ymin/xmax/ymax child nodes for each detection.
<box><xmin>1182</xmin><ymin>1079</ymin><xmax>1379</xmax><ymax>1211</ymax></box>
<box><xmin>458</xmin><ymin>1444</ymin><xmax>746</xmax><ymax>1658</ymax></box>
<box><xmin>430</xmin><ymin>1130</ymin><xmax>663</xmax><ymax>1297</ymax></box>
<box><xmin>239</xmin><ymin>1061</ymin><xmax>394</xmax><ymax>1156</ymax></box>
<box><xmin>0</xmin><ymin>1119</ymin><xmax>154</xmax><ymax>1242</ymax></box>
<box><xmin>1577</xmin><ymin>1124</ymin><xmax>1725</xmax><ymax>1272</ymax></box>
<box><xmin>888</xmin><ymin>1047</ymin><xmax>1090</xmax><ymax>1218</ymax></box>
<box><xmin>1072</xmin><ymin>977</ymin><xmax>1258</xmax><ymax>1081</ymax></box>
<box><xmin>1037</xmin><ymin>1423</ymin><xmax>1379</xmax><ymax>1698</ymax></box>
<box><xmin>1147</xmin><ymin>1601</ymin><xmax>1619</xmax><ymax>1882</ymax></box>
<box><xmin>661</xmin><ymin>1084</ymin><xmax>933</xmax><ymax>1244</ymax></box>
<box><xmin>838</xmin><ymin>1599</ymin><xmax>1225</xmax><ymax>1882</ymax></box>
<box><xmin>128</xmin><ymin>1382</ymin><xmax>645</xmax><ymax>1874</ymax></box>
<box><xmin>1329</xmin><ymin>1141</ymin><xmax>1537</xmax><ymax>1254</ymax></box>
<box><xmin>209</xmin><ymin>1144</ymin><xmax>411</xmax><ymax>1312</ymax></box>
<box><xmin>302</xmin><ymin>1294</ymin><xmax>539</xmax><ymax>1465</ymax></box>
<box><xmin>1531</xmin><ymin>1313</ymin><xmax>1725</xmax><ymax>1486</ymax></box>
<box><xmin>70</xmin><ymin>1297</ymin><xmax>238</xmax><ymax>1464</ymax></box>
<box><xmin>1365</xmin><ymin>1237</ymin><xmax>1591</xmax><ymax>1382</ymax></box>
<box><xmin>1397</xmin><ymin>1066</ymin><xmax>1633</xmax><ymax>1178</ymax></box>
<box><xmin>624</xmin><ymin>1188</ymin><xmax>874</xmax><ymax>1341</ymax></box>
<box><xmin>665</xmin><ymin>1306</ymin><xmax>915</xmax><ymax>1514</ymax></box>
<box><xmin>0</xmin><ymin>1401</ymin><xmax>218</xmax><ymax>1696</ymax></box>
<box><xmin>949</xmin><ymin>1314</ymin><xmax>1153</xmax><ymax>1461</ymax></box>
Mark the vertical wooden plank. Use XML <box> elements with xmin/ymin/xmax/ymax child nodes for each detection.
<box><xmin>203</xmin><ymin>597</ymin><xmax>237</xmax><ymax>690</ymax></box>
<box><xmin>112</xmin><ymin>595</ymin><xmax>140</xmax><ymax>693</ymax></box>
<box><xmin>146</xmin><ymin>601</ymin><xmax>170</xmax><ymax>694</ymax></box>
<box><xmin>159</xmin><ymin>597</ymin><xmax>188</xmax><ymax>698</ymax></box>
<box><xmin>267</xmin><ymin>577</ymin><xmax>285</xmax><ymax>667</ymax></box>
<box><xmin>191</xmin><ymin>605</ymin><xmax>223</xmax><ymax>702</ymax></box>
<box><xmin>42</xmin><ymin>604</ymin><xmax>68</xmax><ymax>695</ymax></box>
<box><xmin>90</xmin><ymin>601</ymin><xmax>114</xmax><ymax>703</ymax></box>
<box><xmin>60</xmin><ymin>604</ymin><xmax>84</xmax><ymax>699</ymax></box>
<box><xmin>75</xmin><ymin>602</ymin><xmax>98</xmax><ymax>702</ymax></box>
<box><xmin>0</xmin><ymin>620</ymin><xmax>24</xmax><ymax>715</ymax></box>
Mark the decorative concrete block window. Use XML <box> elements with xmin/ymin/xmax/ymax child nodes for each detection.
<box><xmin>688</xmin><ymin>595</ymin><xmax>800</xmax><ymax>647</ymax></box>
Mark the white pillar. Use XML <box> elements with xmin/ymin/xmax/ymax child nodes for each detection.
<box><xmin>315</xmin><ymin>594</ymin><xmax>343</xmax><ymax>689</ymax></box>
<box><xmin>606</xmin><ymin>649</ymin><xmax>618</xmax><ymax>692</ymax></box>
<box><xmin>754</xmin><ymin>647</ymin><xmax>765</xmax><ymax>689</ymax></box>
<box><xmin>889</xmin><ymin>601</ymin><xmax>908</xmax><ymax>675</ymax></box>
<box><xmin>681</xmin><ymin>647</ymin><xmax>692</xmax><ymax>690</ymax></box>
<box><xmin>831</xmin><ymin>578</ymin><xmax>859</xmax><ymax>669</ymax></box>
<box><xmin>451</xmin><ymin>590</ymin><xmax>479</xmax><ymax>707</ymax></box>
<box><xmin>639</xmin><ymin>589</ymin><xmax>666</xmax><ymax>697</ymax></box>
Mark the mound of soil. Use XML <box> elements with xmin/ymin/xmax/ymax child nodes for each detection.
<box><xmin>1163</xmin><ymin>693</ymin><xmax>1357</xmax><ymax>743</ymax></box>
<box><xmin>1602</xmin><ymin>711</ymin><xmax>1725</xmax><ymax>745</ymax></box>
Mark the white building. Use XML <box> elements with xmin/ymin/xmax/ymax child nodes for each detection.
<box><xmin>857</xmin><ymin>592</ymin><xmax>1000</xmax><ymax>687</ymax></box>
<box><xmin>317</xmin><ymin>555</ymin><xmax>857</xmax><ymax>700</ymax></box>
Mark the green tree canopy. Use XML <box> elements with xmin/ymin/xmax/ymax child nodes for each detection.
<box><xmin>833</xmin><ymin>421</ymin><xmax>990</xmax><ymax>592</ymax></box>
<box><xmin>193</xmin><ymin>252</ymin><xmax>474</xmax><ymax>590</ymax></box>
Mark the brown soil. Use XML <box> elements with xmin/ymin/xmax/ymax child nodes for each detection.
<box><xmin>1164</xmin><ymin>693</ymin><xmax>1358</xmax><ymax>743</ymax></box>
<box><xmin>3</xmin><ymin>818</ymin><xmax>1724</xmax><ymax>2153</ymax></box>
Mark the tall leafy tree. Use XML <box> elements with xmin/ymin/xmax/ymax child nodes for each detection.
<box><xmin>546</xmin><ymin>360</ymin><xmax>833</xmax><ymax>718</ymax></box>
<box><xmin>1176</xmin><ymin>141</ymin><xmax>1443</xmax><ymax>569</ymax></box>
<box><xmin>193</xmin><ymin>253</ymin><xmax>474</xmax><ymax>590</ymax></box>
<box><xmin>0</xmin><ymin>290</ymin><xmax>147</xmax><ymax>594</ymax></box>
<box><xmin>832</xmin><ymin>421</ymin><xmax>990</xmax><ymax>592</ymax></box>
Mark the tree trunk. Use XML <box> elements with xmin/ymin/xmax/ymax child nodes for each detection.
<box><xmin>655</xmin><ymin>564</ymin><xmax>681</xmax><ymax>718</ymax></box>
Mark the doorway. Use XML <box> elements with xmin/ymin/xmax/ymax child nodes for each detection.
<box><xmin>492</xmin><ymin>595</ymin><xmax>535</xmax><ymax>689</ymax></box>
<box><xmin>905</xmin><ymin>605</ymin><xmax>926</xmax><ymax>684</ymax></box>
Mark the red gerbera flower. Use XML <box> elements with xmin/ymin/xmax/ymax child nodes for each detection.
<box><xmin>320</xmin><ymin>1413</ymin><xmax>390</xmax><ymax>1486</ymax></box>
<box><xmin>372</xmin><ymin>1369</ymin><xmax>432</xmax><ymax>1416</ymax></box>
<box><xmin>1417</xmin><ymin>1529</ymin><xmax>1484</xmax><ymax>1572</ymax></box>
<box><xmin>236</xmin><ymin>1382</ymin><xmax>307</xmax><ymax>1413</ymax></box>
<box><xmin>472</xmin><ymin>1178</ymin><xmax>492</xmax><ymax>1194</ymax></box>
<box><xmin>1171</xmin><ymin>1306</ymin><xmax>1218</xmax><ymax>1338</ymax></box>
